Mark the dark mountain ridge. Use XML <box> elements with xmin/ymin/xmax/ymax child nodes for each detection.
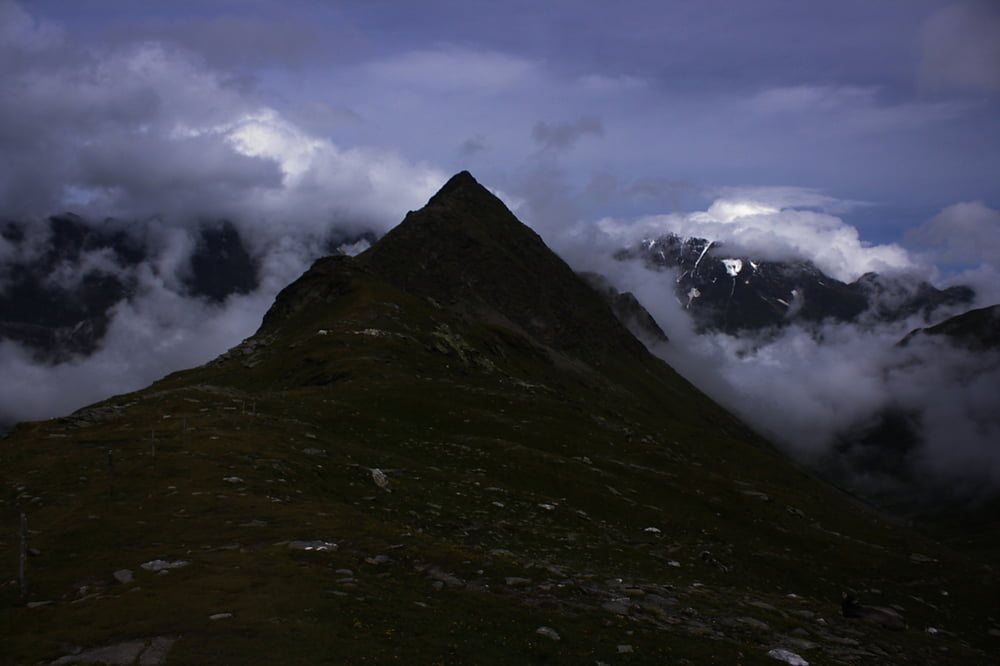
<box><xmin>900</xmin><ymin>303</ymin><xmax>1000</xmax><ymax>351</ymax></box>
<box><xmin>2</xmin><ymin>173</ymin><xmax>998</xmax><ymax>664</ymax></box>
<box><xmin>359</xmin><ymin>171</ymin><xmax>649</xmax><ymax>356</ymax></box>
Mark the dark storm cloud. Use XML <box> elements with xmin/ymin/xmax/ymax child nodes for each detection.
<box><xmin>919</xmin><ymin>1</ymin><xmax>1000</xmax><ymax>94</ymax></box>
<box><xmin>531</xmin><ymin>116</ymin><xmax>604</xmax><ymax>153</ymax></box>
<box><xmin>108</xmin><ymin>14</ymin><xmax>332</xmax><ymax>70</ymax></box>
<box><xmin>458</xmin><ymin>136</ymin><xmax>488</xmax><ymax>157</ymax></box>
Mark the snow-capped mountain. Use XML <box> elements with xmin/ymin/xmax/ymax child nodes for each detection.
<box><xmin>616</xmin><ymin>233</ymin><xmax>974</xmax><ymax>335</ymax></box>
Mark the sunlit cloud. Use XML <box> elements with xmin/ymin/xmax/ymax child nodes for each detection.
<box><xmin>595</xmin><ymin>193</ymin><xmax>917</xmax><ymax>282</ymax></box>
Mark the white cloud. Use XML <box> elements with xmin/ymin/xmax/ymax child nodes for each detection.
<box><xmin>596</xmin><ymin>194</ymin><xmax>917</xmax><ymax>282</ymax></box>
<box><xmin>0</xmin><ymin>2</ymin><xmax>451</xmax><ymax>427</ymax></box>
<box><xmin>705</xmin><ymin>185</ymin><xmax>869</xmax><ymax>214</ymax></box>
<box><xmin>906</xmin><ymin>200</ymin><xmax>1000</xmax><ymax>268</ymax></box>
<box><xmin>0</xmin><ymin>7</ymin><xmax>448</xmax><ymax>230</ymax></box>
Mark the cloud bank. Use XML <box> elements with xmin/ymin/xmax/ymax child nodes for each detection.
<box><xmin>0</xmin><ymin>2</ymin><xmax>447</xmax><ymax>425</ymax></box>
<box><xmin>554</xmin><ymin>193</ymin><xmax>1000</xmax><ymax>506</ymax></box>
<box><xmin>590</xmin><ymin>192</ymin><xmax>918</xmax><ymax>283</ymax></box>
<box><xmin>0</xmin><ymin>4</ymin><xmax>445</xmax><ymax>228</ymax></box>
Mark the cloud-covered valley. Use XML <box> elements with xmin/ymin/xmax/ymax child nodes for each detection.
<box><xmin>555</xmin><ymin>193</ymin><xmax>1000</xmax><ymax>507</ymax></box>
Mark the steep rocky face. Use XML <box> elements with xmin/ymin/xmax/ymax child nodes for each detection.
<box><xmin>579</xmin><ymin>271</ymin><xmax>669</xmax><ymax>345</ymax></box>
<box><xmin>3</xmin><ymin>173</ymin><xmax>998</xmax><ymax>665</ymax></box>
<box><xmin>618</xmin><ymin>233</ymin><xmax>974</xmax><ymax>335</ymax></box>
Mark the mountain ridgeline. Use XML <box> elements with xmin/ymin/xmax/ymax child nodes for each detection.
<box><xmin>3</xmin><ymin>172</ymin><xmax>998</xmax><ymax>664</ymax></box>
<box><xmin>617</xmin><ymin>233</ymin><xmax>974</xmax><ymax>335</ymax></box>
<box><xmin>359</xmin><ymin>170</ymin><xmax>651</xmax><ymax>355</ymax></box>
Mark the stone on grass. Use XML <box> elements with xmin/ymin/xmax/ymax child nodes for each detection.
<box><xmin>138</xmin><ymin>637</ymin><xmax>178</xmax><ymax>665</ymax></box>
<box><xmin>140</xmin><ymin>559</ymin><xmax>189</xmax><ymax>572</ymax></box>
<box><xmin>113</xmin><ymin>569</ymin><xmax>134</xmax><ymax>584</ymax></box>
<box><xmin>288</xmin><ymin>540</ymin><xmax>338</xmax><ymax>551</ymax></box>
<box><xmin>51</xmin><ymin>640</ymin><xmax>146</xmax><ymax>665</ymax></box>
<box><xmin>767</xmin><ymin>648</ymin><xmax>809</xmax><ymax>665</ymax></box>
<box><xmin>535</xmin><ymin>626</ymin><xmax>560</xmax><ymax>641</ymax></box>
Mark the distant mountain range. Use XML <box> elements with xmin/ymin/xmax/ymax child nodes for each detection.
<box><xmin>616</xmin><ymin>233</ymin><xmax>974</xmax><ymax>336</ymax></box>
<box><xmin>3</xmin><ymin>172</ymin><xmax>998</xmax><ymax>664</ymax></box>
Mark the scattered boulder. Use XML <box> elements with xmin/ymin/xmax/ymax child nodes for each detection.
<box><xmin>841</xmin><ymin>595</ymin><xmax>907</xmax><ymax>630</ymax></box>
<box><xmin>288</xmin><ymin>540</ymin><xmax>337</xmax><ymax>552</ymax></box>
<box><xmin>140</xmin><ymin>559</ymin><xmax>189</xmax><ymax>573</ymax></box>
<box><xmin>504</xmin><ymin>576</ymin><xmax>531</xmax><ymax>587</ymax></box>
<box><xmin>137</xmin><ymin>637</ymin><xmax>177</xmax><ymax>665</ymax></box>
<box><xmin>52</xmin><ymin>640</ymin><xmax>146</xmax><ymax>665</ymax></box>
<box><xmin>112</xmin><ymin>569</ymin><xmax>134</xmax><ymax>584</ymax></box>
<box><xmin>767</xmin><ymin>647</ymin><xmax>809</xmax><ymax>665</ymax></box>
<box><xmin>371</xmin><ymin>468</ymin><xmax>391</xmax><ymax>492</ymax></box>
<box><xmin>535</xmin><ymin>626</ymin><xmax>561</xmax><ymax>641</ymax></box>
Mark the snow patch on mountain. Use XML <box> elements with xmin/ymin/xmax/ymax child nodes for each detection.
<box><xmin>596</xmin><ymin>197</ymin><xmax>918</xmax><ymax>283</ymax></box>
<box><xmin>722</xmin><ymin>258</ymin><xmax>743</xmax><ymax>277</ymax></box>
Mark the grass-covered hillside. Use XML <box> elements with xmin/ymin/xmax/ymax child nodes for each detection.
<box><xmin>3</xmin><ymin>173</ymin><xmax>998</xmax><ymax>665</ymax></box>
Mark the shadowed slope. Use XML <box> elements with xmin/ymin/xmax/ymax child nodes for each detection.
<box><xmin>360</xmin><ymin>171</ymin><xmax>646</xmax><ymax>355</ymax></box>
<box><xmin>2</xmin><ymin>173</ymin><xmax>998</xmax><ymax>665</ymax></box>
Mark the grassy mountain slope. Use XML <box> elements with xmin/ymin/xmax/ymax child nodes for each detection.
<box><xmin>3</xmin><ymin>173</ymin><xmax>998</xmax><ymax>664</ymax></box>
<box><xmin>901</xmin><ymin>304</ymin><xmax>1000</xmax><ymax>351</ymax></box>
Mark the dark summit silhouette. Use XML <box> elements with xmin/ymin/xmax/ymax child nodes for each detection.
<box><xmin>360</xmin><ymin>171</ymin><xmax>649</xmax><ymax>354</ymax></box>
<box><xmin>3</xmin><ymin>173</ymin><xmax>997</xmax><ymax>665</ymax></box>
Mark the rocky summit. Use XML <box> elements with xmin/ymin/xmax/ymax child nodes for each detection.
<box><xmin>2</xmin><ymin>172</ymin><xmax>998</xmax><ymax>664</ymax></box>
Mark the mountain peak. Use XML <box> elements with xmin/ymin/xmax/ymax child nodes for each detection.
<box><xmin>425</xmin><ymin>170</ymin><xmax>484</xmax><ymax>207</ymax></box>
<box><xmin>403</xmin><ymin>170</ymin><xmax>517</xmax><ymax>238</ymax></box>
<box><xmin>359</xmin><ymin>172</ymin><xmax>645</xmax><ymax>354</ymax></box>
